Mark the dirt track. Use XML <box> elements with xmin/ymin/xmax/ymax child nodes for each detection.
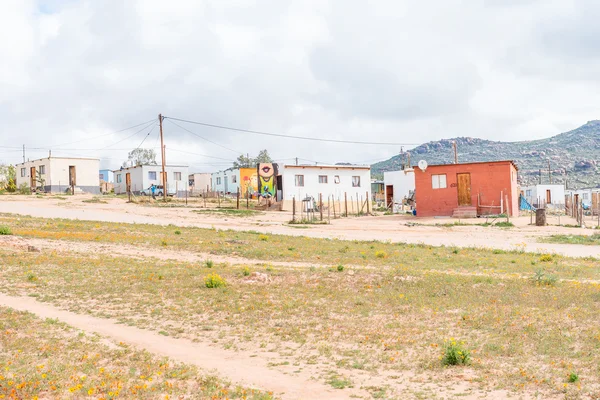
<box><xmin>1</xmin><ymin>195</ymin><xmax>599</xmax><ymax>258</ymax></box>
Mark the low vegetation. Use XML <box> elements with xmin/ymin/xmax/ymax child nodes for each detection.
<box><xmin>192</xmin><ymin>209</ymin><xmax>263</xmax><ymax>217</ymax></box>
<box><xmin>542</xmin><ymin>233</ymin><xmax>600</xmax><ymax>246</ymax></box>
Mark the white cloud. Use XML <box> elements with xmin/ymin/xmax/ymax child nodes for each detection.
<box><xmin>1</xmin><ymin>0</ymin><xmax>599</xmax><ymax>170</ymax></box>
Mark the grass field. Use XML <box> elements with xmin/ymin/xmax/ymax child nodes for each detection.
<box><xmin>542</xmin><ymin>233</ymin><xmax>600</xmax><ymax>246</ymax></box>
<box><xmin>0</xmin><ymin>307</ymin><xmax>271</xmax><ymax>399</ymax></box>
<box><xmin>1</xmin><ymin>214</ymin><xmax>600</xmax><ymax>397</ymax></box>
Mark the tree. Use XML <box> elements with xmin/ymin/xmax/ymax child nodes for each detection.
<box><xmin>123</xmin><ymin>149</ymin><xmax>157</xmax><ymax>167</ymax></box>
<box><xmin>0</xmin><ymin>165</ymin><xmax>16</xmax><ymax>192</ymax></box>
<box><xmin>233</xmin><ymin>150</ymin><xmax>273</xmax><ymax>168</ymax></box>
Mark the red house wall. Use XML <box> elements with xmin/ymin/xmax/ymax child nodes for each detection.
<box><xmin>414</xmin><ymin>161</ymin><xmax>518</xmax><ymax>217</ymax></box>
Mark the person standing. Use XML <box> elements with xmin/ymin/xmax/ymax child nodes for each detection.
<box><xmin>151</xmin><ymin>183</ymin><xmax>156</xmax><ymax>200</ymax></box>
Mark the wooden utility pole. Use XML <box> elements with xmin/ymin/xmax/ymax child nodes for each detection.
<box><xmin>548</xmin><ymin>160</ymin><xmax>552</xmax><ymax>184</ymax></box>
<box><xmin>453</xmin><ymin>141</ymin><xmax>458</xmax><ymax>164</ymax></box>
<box><xmin>22</xmin><ymin>145</ymin><xmax>25</xmax><ymax>163</ymax></box>
<box><xmin>159</xmin><ymin>114</ymin><xmax>167</xmax><ymax>201</ymax></box>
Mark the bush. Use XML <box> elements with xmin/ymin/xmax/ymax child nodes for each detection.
<box><xmin>18</xmin><ymin>183</ymin><xmax>31</xmax><ymax>195</ymax></box>
<box><xmin>258</xmin><ymin>234</ymin><xmax>269</xmax><ymax>241</ymax></box>
<box><xmin>242</xmin><ymin>266</ymin><xmax>251</xmax><ymax>276</ymax></box>
<box><xmin>160</xmin><ymin>239</ymin><xmax>168</xmax><ymax>246</ymax></box>
<box><xmin>532</xmin><ymin>269</ymin><xmax>558</xmax><ymax>286</ymax></box>
<box><xmin>337</xmin><ymin>264</ymin><xmax>344</xmax><ymax>272</ymax></box>
<box><xmin>442</xmin><ymin>339</ymin><xmax>471</xmax><ymax>366</ymax></box>
<box><xmin>568</xmin><ymin>372</ymin><xmax>579</xmax><ymax>383</ymax></box>
<box><xmin>205</xmin><ymin>259</ymin><xmax>214</xmax><ymax>268</ymax></box>
<box><xmin>204</xmin><ymin>273</ymin><xmax>226</xmax><ymax>288</ymax></box>
<box><xmin>0</xmin><ymin>226</ymin><xmax>11</xmax><ymax>235</ymax></box>
<box><xmin>375</xmin><ymin>251</ymin><xmax>387</xmax><ymax>259</ymax></box>
<box><xmin>539</xmin><ymin>254</ymin><xmax>553</xmax><ymax>263</ymax></box>
<box><xmin>174</xmin><ymin>230</ymin><xmax>181</xmax><ymax>235</ymax></box>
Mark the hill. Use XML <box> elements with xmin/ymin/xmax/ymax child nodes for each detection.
<box><xmin>371</xmin><ymin>120</ymin><xmax>600</xmax><ymax>189</ymax></box>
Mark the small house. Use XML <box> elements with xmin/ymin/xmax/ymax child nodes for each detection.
<box><xmin>414</xmin><ymin>161</ymin><xmax>518</xmax><ymax>218</ymax></box>
<box><xmin>15</xmin><ymin>157</ymin><xmax>100</xmax><ymax>194</ymax></box>
<box><xmin>113</xmin><ymin>164</ymin><xmax>189</xmax><ymax>196</ymax></box>
<box><xmin>521</xmin><ymin>184</ymin><xmax>565</xmax><ymax>209</ymax></box>
<box><xmin>211</xmin><ymin>169</ymin><xmax>239</xmax><ymax>194</ymax></box>
<box><xmin>189</xmin><ymin>173</ymin><xmax>211</xmax><ymax>194</ymax></box>
<box><xmin>383</xmin><ymin>169</ymin><xmax>416</xmax><ymax>212</ymax></box>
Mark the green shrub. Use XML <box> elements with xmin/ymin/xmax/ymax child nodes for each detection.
<box><xmin>242</xmin><ymin>266</ymin><xmax>251</xmax><ymax>276</ymax></box>
<box><xmin>160</xmin><ymin>239</ymin><xmax>168</xmax><ymax>246</ymax></box>
<box><xmin>205</xmin><ymin>259</ymin><xmax>214</xmax><ymax>268</ymax></box>
<box><xmin>441</xmin><ymin>339</ymin><xmax>471</xmax><ymax>366</ymax></box>
<box><xmin>258</xmin><ymin>234</ymin><xmax>269</xmax><ymax>241</ymax></box>
<box><xmin>0</xmin><ymin>226</ymin><xmax>11</xmax><ymax>235</ymax></box>
<box><xmin>539</xmin><ymin>254</ymin><xmax>553</xmax><ymax>263</ymax></box>
<box><xmin>532</xmin><ymin>269</ymin><xmax>558</xmax><ymax>286</ymax></box>
<box><xmin>568</xmin><ymin>372</ymin><xmax>579</xmax><ymax>383</ymax></box>
<box><xmin>174</xmin><ymin>230</ymin><xmax>181</xmax><ymax>235</ymax></box>
<box><xmin>204</xmin><ymin>273</ymin><xmax>226</xmax><ymax>288</ymax></box>
<box><xmin>337</xmin><ymin>264</ymin><xmax>344</xmax><ymax>272</ymax></box>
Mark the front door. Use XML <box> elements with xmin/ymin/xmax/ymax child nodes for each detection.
<box><xmin>386</xmin><ymin>185</ymin><xmax>394</xmax><ymax>208</ymax></box>
<box><xmin>456</xmin><ymin>173</ymin><xmax>471</xmax><ymax>206</ymax></box>
<box><xmin>546</xmin><ymin>189</ymin><xmax>552</xmax><ymax>204</ymax></box>
<box><xmin>126</xmin><ymin>173</ymin><xmax>131</xmax><ymax>192</ymax></box>
<box><xmin>30</xmin><ymin>167</ymin><xmax>36</xmax><ymax>189</ymax></box>
<box><xmin>69</xmin><ymin>166</ymin><xmax>76</xmax><ymax>186</ymax></box>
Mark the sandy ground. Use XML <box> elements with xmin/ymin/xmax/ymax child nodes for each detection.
<box><xmin>1</xmin><ymin>195</ymin><xmax>599</xmax><ymax>258</ymax></box>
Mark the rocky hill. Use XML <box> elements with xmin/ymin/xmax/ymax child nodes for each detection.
<box><xmin>372</xmin><ymin>120</ymin><xmax>600</xmax><ymax>189</ymax></box>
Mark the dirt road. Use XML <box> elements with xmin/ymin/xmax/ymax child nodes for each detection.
<box><xmin>1</xmin><ymin>195</ymin><xmax>598</xmax><ymax>258</ymax></box>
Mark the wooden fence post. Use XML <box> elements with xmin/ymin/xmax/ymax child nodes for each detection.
<box><xmin>237</xmin><ymin>189</ymin><xmax>240</xmax><ymax>209</ymax></box>
<box><xmin>328</xmin><ymin>195</ymin><xmax>331</xmax><ymax>222</ymax></box>
<box><xmin>319</xmin><ymin>193</ymin><xmax>323</xmax><ymax>221</ymax></box>
<box><xmin>344</xmin><ymin>192</ymin><xmax>348</xmax><ymax>217</ymax></box>
<box><xmin>217</xmin><ymin>191</ymin><xmax>221</xmax><ymax>208</ymax></box>
<box><xmin>356</xmin><ymin>193</ymin><xmax>360</xmax><ymax>216</ymax></box>
<box><xmin>292</xmin><ymin>196</ymin><xmax>296</xmax><ymax>222</ymax></box>
<box><xmin>366</xmin><ymin>191</ymin><xmax>370</xmax><ymax>215</ymax></box>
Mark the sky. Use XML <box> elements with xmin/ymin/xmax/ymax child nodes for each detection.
<box><xmin>2</xmin><ymin>0</ymin><xmax>600</xmax><ymax>172</ymax></box>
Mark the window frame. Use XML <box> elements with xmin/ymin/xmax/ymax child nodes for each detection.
<box><xmin>116</xmin><ymin>174</ymin><xmax>122</xmax><ymax>183</ymax></box>
<box><xmin>352</xmin><ymin>176</ymin><xmax>361</xmax><ymax>187</ymax></box>
<box><xmin>318</xmin><ymin>175</ymin><xmax>328</xmax><ymax>184</ymax></box>
<box><xmin>295</xmin><ymin>175</ymin><xmax>304</xmax><ymax>187</ymax></box>
<box><xmin>173</xmin><ymin>172</ymin><xmax>182</xmax><ymax>181</ymax></box>
<box><xmin>20</xmin><ymin>168</ymin><xmax>26</xmax><ymax>177</ymax></box>
<box><xmin>431</xmin><ymin>174</ymin><xmax>447</xmax><ymax>189</ymax></box>
<box><xmin>334</xmin><ymin>175</ymin><xmax>340</xmax><ymax>184</ymax></box>
<box><xmin>148</xmin><ymin>171</ymin><xmax>157</xmax><ymax>180</ymax></box>
<box><xmin>39</xmin><ymin>165</ymin><xmax>46</xmax><ymax>175</ymax></box>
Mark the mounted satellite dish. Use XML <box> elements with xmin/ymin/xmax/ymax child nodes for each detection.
<box><xmin>418</xmin><ymin>160</ymin><xmax>428</xmax><ymax>171</ymax></box>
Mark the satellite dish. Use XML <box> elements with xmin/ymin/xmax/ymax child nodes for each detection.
<box><xmin>418</xmin><ymin>160</ymin><xmax>428</xmax><ymax>171</ymax></box>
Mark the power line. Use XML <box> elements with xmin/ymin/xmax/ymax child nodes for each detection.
<box><xmin>165</xmin><ymin>119</ymin><xmax>243</xmax><ymax>155</ymax></box>
<box><xmin>98</xmin><ymin>120</ymin><xmax>157</xmax><ymax>150</ymax></box>
<box><xmin>165</xmin><ymin>116</ymin><xmax>421</xmax><ymax>146</ymax></box>
<box><xmin>133</xmin><ymin>124</ymin><xmax>158</xmax><ymax>151</ymax></box>
<box><xmin>167</xmin><ymin>147</ymin><xmax>237</xmax><ymax>162</ymax></box>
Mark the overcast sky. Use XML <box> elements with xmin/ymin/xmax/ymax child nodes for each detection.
<box><xmin>1</xmin><ymin>0</ymin><xmax>599</xmax><ymax>172</ymax></box>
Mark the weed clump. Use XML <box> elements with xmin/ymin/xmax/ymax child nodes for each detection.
<box><xmin>160</xmin><ymin>239</ymin><xmax>168</xmax><ymax>247</ymax></box>
<box><xmin>337</xmin><ymin>264</ymin><xmax>344</xmax><ymax>272</ymax></box>
<box><xmin>375</xmin><ymin>251</ymin><xmax>387</xmax><ymax>259</ymax></box>
<box><xmin>205</xmin><ymin>260</ymin><xmax>214</xmax><ymax>268</ymax></box>
<box><xmin>441</xmin><ymin>339</ymin><xmax>471</xmax><ymax>366</ymax></box>
<box><xmin>242</xmin><ymin>266</ymin><xmax>251</xmax><ymax>276</ymax></box>
<box><xmin>174</xmin><ymin>230</ymin><xmax>181</xmax><ymax>235</ymax></box>
<box><xmin>532</xmin><ymin>269</ymin><xmax>558</xmax><ymax>286</ymax></box>
<box><xmin>539</xmin><ymin>254</ymin><xmax>553</xmax><ymax>263</ymax></box>
<box><xmin>258</xmin><ymin>234</ymin><xmax>269</xmax><ymax>242</ymax></box>
<box><xmin>0</xmin><ymin>226</ymin><xmax>11</xmax><ymax>235</ymax></box>
<box><xmin>204</xmin><ymin>273</ymin><xmax>226</xmax><ymax>288</ymax></box>
<box><xmin>568</xmin><ymin>372</ymin><xmax>579</xmax><ymax>383</ymax></box>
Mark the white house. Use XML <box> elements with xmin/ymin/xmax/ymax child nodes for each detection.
<box><xmin>15</xmin><ymin>157</ymin><xmax>100</xmax><ymax>194</ymax></box>
<box><xmin>189</xmin><ymin>173</ymin><xmax>211</xmax><ymax>194</ymax></box>
<box><xmin>211</xmin><ymin>169</ymin><xmax>240</xmax><ymax>194</ymax></box>
<box><xmin>113</xmin><ymin>164</ymin><xmax>189</xmax><ymax>196</ymax></box>
<box><xmin>279</xmin><ymin>164</ymin><xmax>371</xmax><ymax>212</ymax></box>
<box><xmin>565</xmin><ymin>188</ymin><xmax>597</xmax><ymax>209</ymax></box>
<box><xmin>521</xmin><ymin>184</ymin><xmax>565</xmax><ymax>209</ymax></box>
<box><xmin>383</xmin><ymin>169</ymin><xmax>416</xmax><ymax>212</ymax></box>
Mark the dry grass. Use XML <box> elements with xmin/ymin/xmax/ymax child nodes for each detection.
<box><xmin>0</xmin><ymin>307</ymin><xmax>272</xmax><ymax>399</ymax></box>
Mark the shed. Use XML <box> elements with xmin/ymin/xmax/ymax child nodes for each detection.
<box><xmin>383</xmin><ymin>169</ymin><xmax>415</xmax><ymax>212</ymax></box>
<box><xmin>15</xmin><ymin>157</ymin><xmax>100</xmax><ymax>194</ymax></box>
<box><xmin>113</xmin><ymin>164</ymin><xmax>189</xmax><ymax>196</ymax></box>
<box><xmin>414</xmin><ymin>161</ymin><xmax>518</xmax><ymax>218</ymax></box>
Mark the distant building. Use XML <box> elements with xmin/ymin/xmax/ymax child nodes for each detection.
<box><xmin>189</xmin><ymin>173</ymin><xmax>211</xmax><ymax>194</ymax></box>
<box><xmin>210</xmin><ymin>168</ymin><xmax>258</xmax><ymax>196</ymax></box>
<box><xmin>414</xmin><ymin>161</ymin><xmax>519</xmax><ymax>218</ymax></box>
<box><xmin>15</xmin><ymin>157</ymin><xmax>100</xmax><ymax>194</ymax></box>
<box><xmin>383</xmin><ymin>169</ymin><xmax>416</xmax><ymax>211</ymax></box>
<box><xmin>113</xmin><ymin>164</ymin><xmax>189</xmax><ymax>196</ymax></box>
<box><xmin>520</xmin><ymin>184</ymin><xmax>565</xmax><ymax>209</ymax></box>
<box><xmin>99</xmin><ymin>169</ymin><xmax>114</xmax><ymax>183</ymax></box>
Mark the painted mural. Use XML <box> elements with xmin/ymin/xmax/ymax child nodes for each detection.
<box><xmin>257</xmin><ymin>163</ymin><xmax>278</xmax><ymax>198</ymax></box>
<box><xmin>240</xmin><ymin>168</ymin><xmax>258</xmax><ymax>198</ymax></box>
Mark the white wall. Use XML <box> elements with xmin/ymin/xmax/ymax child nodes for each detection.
<box><xmin>522</xmin><ymin>184</ymin><xmax>565</xmax><ymax>206</ymax></box>
<box><xmin>190</xmin><ymin>173</ymin><xmax>211</xmax><ymax>192</ymax></box>
<box><xmin>280</xmin><ymin>165</ymin><xmax>371</xmax><ymax>202</ymax></box>
<box><xmin>114</xmin><ymin>165</ymin><xmax>188</xmax><ymax>195</ymax></box>
<box><xmin>210</xmin><ymin>169</ymin><xmax>240</xmax><ymax>193</ymax></box>
<box><xmin>383</xmin><ymin>169</ymin><xmax>415</xmax><ymax>207</ymax></box>
<box><xmin>16</xmin><ymin>157</ymin><xmax>99</xmax><ymax>193</ymax></box>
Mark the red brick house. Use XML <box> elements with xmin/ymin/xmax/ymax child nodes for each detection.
<box><xmin>414</xmin><ymin>161</ymin><xmax>519</xmax><ymax>217</ymax></box>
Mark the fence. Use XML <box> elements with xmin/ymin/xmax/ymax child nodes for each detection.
<box><xmin>290</xmin><ymin>192</ymin><xmax>372</xmax><ymax>223</ymax></box>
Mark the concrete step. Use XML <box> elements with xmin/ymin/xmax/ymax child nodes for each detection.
<box><xmin>452</xmin><ymin>206</ymin><xmax>477</xmax><ymax>218</ymax></box>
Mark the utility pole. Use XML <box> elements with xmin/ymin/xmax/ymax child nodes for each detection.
<box><xmin>159</xmin><ymin>114</ymin><xmax>167</xmax><ymax>201</ymax></box>
<box><xmin>548</xmin><ymin>159</ymin><xmax>552</xmax><ymax>184</ymax></box>
<box><xmin>22</xmin><ymin>145</ymin><xmax>25</xmax><ymax>163</ymax></box>
<box><xmin>453</xmin><ymin>141</ymin><xmax>458</xmax><ymax>164</ymax></box>
<box><xmin>295</xmin><ymin>157</ymin><xmax>298</xmax><ymax>166</ymax></box>
<box><xmin>539</xmin><ymin>169</ymin><xmax>542</xmax><ymax>184</ymax></box>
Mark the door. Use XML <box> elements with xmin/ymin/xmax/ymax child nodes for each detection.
<box><xmin>546</xmin><ymin>190</ymin><xmax>552</xmax><ymax>204</ymax></box>
<box><xmin>456</xmin><ymin>173</ymin><xmax>471</xmax><ymax>206</ymax></box>
<box><xmin>69</xmin><ymin>166</ymin><xmax>76</xmax><ymax>186</ymax></box>
<box><xmin>386</xmin><ymin>185</ymin><xmax>394</xmax><ymax>208</ymax></box>
<box><xmin>30</xmin><ymin>167</ymin><xmax>36</xmax><ymax>189</ymax></box>
<box><xmin>126</xmin><ymin>173</ymin><xmax>131</xmax><ymax>192</ymax></box>
<box><xmin>276</xmin><ymin>175</ymin><xmax>283</xmax><ymax>201</ymax></box>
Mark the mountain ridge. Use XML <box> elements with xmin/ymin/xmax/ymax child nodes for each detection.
<box><xmin>371</xmin><ymin>121</ymin><xmax>600</xmax><ymax>189</ymax></box>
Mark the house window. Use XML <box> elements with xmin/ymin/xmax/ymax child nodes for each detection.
<box><xmin>319</xmin><ymin>175</ymin><xmax>328</xmax><ymax>184</ymax></box>
<box><xmin>116</xmin><ymin>174</ymin><xmax>122</xmax><ymax>183</ymax></box>
<box><xmin>39</xmin><ymin>165</ymin><xmax>46</xmax><ymax>175</ymax></box>
<box><xmin>99</xmin><ymin>173</ymin><xmax>105</xmax><ymax>180</ymax></box>
<box><xmin>20</xmin><ymin>168</ymin><xmax>26</xmax><ymax>177</ymax></box>
<box><xmin>334</xmin><ymin>175</ymin><xmax>340</xmax><ymax>184</ymax></box>
<box><xmin>231</xmin><ymin>175</ymin><xmax>237</xmax><ymax>183</ymax></box>
<box><xmin>583</xmin><ymin>193</ymin><xmax>589</xmax><ymax>200</ymax></box>
<box><xmin>352</xmin><ymin>176</ymin><xmax>361</xmax><ymax>187</ymax></box>
<box><xmin>431</xmin><ymin>174</ymin><xmax>447</xmax><ymax>189</ymax></box>
<box><xmin>216</xmin><ymin>177</ymin><xmax>221</xmax><ymax>185</ymax></box>
<box><xmin>525</xmin><ymin>189</ymin><xmax>532</xmax><ymax>197</ymax></box>
<box><xmin>174</xmin><ymin>172</ymin><xmax>182</xmax><ymax>181</ymax></box>
<box><xmin>295</xmin><ymin>175</ymin><xmax>304</xmax><ymax>187</ymax></box>
<box><xmin>148</xmin><ymin>171</ymin><xmax>157</xmax><ymax>180</ymax></box>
